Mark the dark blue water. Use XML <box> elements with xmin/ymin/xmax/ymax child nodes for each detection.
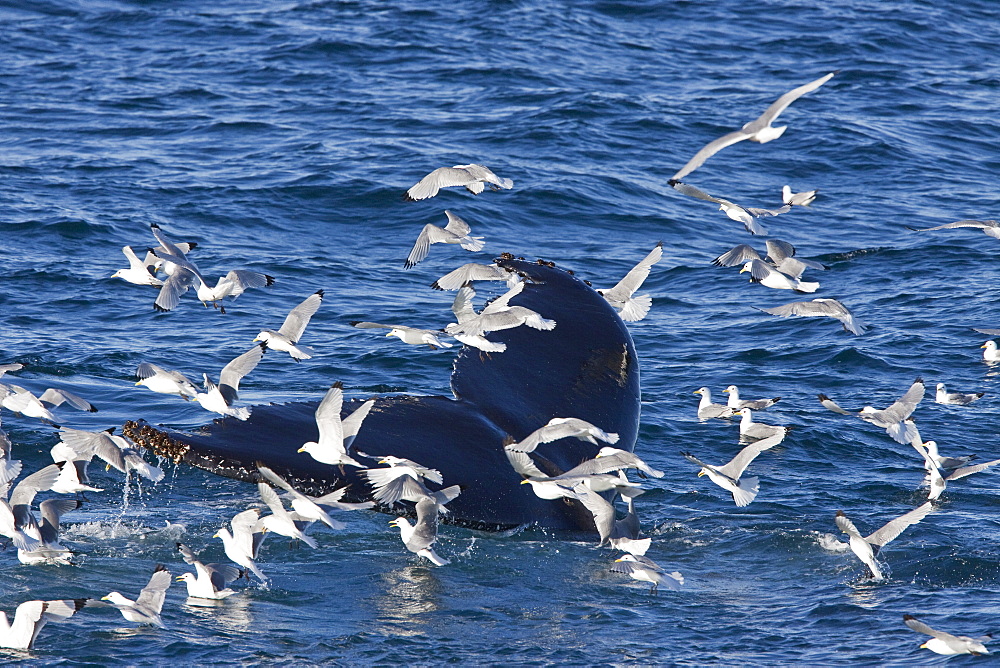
<box><xmin>1</xmin><ymin>0</ymin><xmax>999</xmax><ymax>664</ymax></box>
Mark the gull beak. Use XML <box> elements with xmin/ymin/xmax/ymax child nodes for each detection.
<box><xmin>519</xmin><ymin>479</ymin><xmax>531</xmax><ymax>485</ymax></box>
<box><xmin>982</xmin><ymin>343</ymin><xmax>989</xmax><ymax>349</ymax></box>
<box><xmin>212</xmin><ymin>532</ymin><xmax>219</xmax><ymax>538</ymax></box>
<box><xmin>739</xmin><ymin>266</ymin><xmax>748</xmax><ymax>274</ymax></box>
<box><xmin>134</xmin><ymin>381</ymin><xmax>142</xmax><ymax>386</ymax></box>
<box><xmin>101</xmin><ymin>595</ymin><xmax>110</xmax><ymax>601</ymax></box>
<box><xmin>614</xmin><ymin>557</ymin><xmax>625</xmax><ymax>562</ymax></box>
<box><xmin>385</xmin><ymin>332</ymin><xmax>393</xmax><ymax>337</ymax></box>
<box><xmin>297</xmin><ymin>447</ymin><xmax>305</xmax><ymax>453</ymax></box>
<box><xmin>253</xmin><ymin>335</ymin><xmax>261</xmax><ymax>342</ymax></box>
<box><xmin>915</xmin><ymin>441</ymin><xmax>928</xmax><ymax>449</ymax></box>
<box><xmin>175</xmin><ymin>576</ymin><xmax>185</xmax><ymax>581</ymax></box>
<box><xmin>723</xmin><ymin>388</ymin><xmax>731</xmax><ymax>393</ymax></box>
<box><xmin>697</xmin><ymin>470</ymin><xmax>706</xmax><ymax>477</ymax></box>
<box><xmin>692</xmin><ymin>390</ymin><xmax>701</xmax><ymax>395</ymax></box>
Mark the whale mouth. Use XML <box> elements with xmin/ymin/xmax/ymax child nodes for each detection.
<box><xmin>125</xmin><ymin>257</ymin><xmax>641</xmax><ymax>532</ymax></box>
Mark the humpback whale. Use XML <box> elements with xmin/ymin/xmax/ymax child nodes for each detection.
<box><xmin>124</xmin><ymin>257</ymin><xmax>642</xmax><ymax>531</ymax></box>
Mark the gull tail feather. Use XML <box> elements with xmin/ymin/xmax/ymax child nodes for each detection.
<box><xmin>732</xmin><ymin>477</ymin><xmax>759</xmax><ymax>507</ymax></box>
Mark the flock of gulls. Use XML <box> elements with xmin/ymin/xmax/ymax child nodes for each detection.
<box><xmin>0</xmin><ymin>70</ymin><xmax>996</xmax><ymax>657</ymax></box>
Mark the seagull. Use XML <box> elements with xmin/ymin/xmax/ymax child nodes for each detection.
<box><xmin>818</xmin><ymin>378</ymin><xmax>924</xmax><ymax>444</ymax></box>
<box><xmin>694</xmin><ymin>387</ymin><xmax>735</xmax><ymax>421</ymax></box>
<box><xmin>112</xmin><ymin>246</ymin><xmax>165</xmax><ymax>287</ymax></box>
<box><xmin>214</xmin><ymin>508</ymin><xmax>267</xmax><ymax>582</ymax></box>
<box><xmin>7</xmin><ymin>464</ymin><xmax>62</xmax><ymax>549</ymax></box>
<box><xmin>49</xmin><ymin>459</ymin><xmax>102</xmax><ymax>496</ymax></box>
<box><xmin>404</xmin><ymin>164</ymin><xmax>513</xmax><ymax>201</ymax></box>
<box><xmin>255</xmin><ymin>290</ymin><xmax>324</xmax><ymax>361</ymax></box>
<box><xmin>982</xmin><ymin>341</ymin><xmax>1000</xmax><ymax>362</ymax></box>
<box><xmin>913</xmin><ymin>441</ymin><xmax>1000</xmax><ymax>501</ymax></box>
<box><xmin>257</xmin><ymin>465</ymin><xmax>374</xmax><ymax>530</ymax></box>
<box><xmin>297</xmin><ymin>382</ymin><xmax>374</xmax><ymax>468</ymax></box>
<box><xmin>102</xmin><ymin>564</ymin><xmax>172</xmax><ymax>627</ymax></box>
<box><xmin>737</xmin><ymin>407</ymin><xmax>787</xmax><ymax>441</ymax></box>
<box><xmin>444</xmin><ymin>281</ymin><xmax>555</xmax><ymax>338</ymax></box>
<box><xmin>194</xmin><ymin>345</ymin><xmax>266</xmax><ymax>420</ymax></box>
<box><xmin>610</xmin><ymin>554</ymin><xmax>683</xmax><ymax>594</ymax></box>
<box><xmin>349</xmin><ymin>321</ymin><xmax>452</xmax><ymax>350</ymax></box>
<box><xmin>755</xmin><ymin>298</ymin><xmax>866</xmax><ymax>335</ymax></box>
<box><xmin>36</xmin><ymin>388</ymin><xmax>97</xmax><ymax>413</ymax></box>
<box><xmin>135</xmin><ymin>363</ymin><xmax>199</xmax><ymax>400</ymax></box>
<box><xmin>176</xmin><ymin>543</ymin><xmax>240</xmax><ymax>600</ymax></box>
<box><xmin>609</xmin><ymin>495</ymin><xmax>652</xmax><ymax>556</ymax></box>
<box><xmin>404</xmin><ymin>210</ymin><xmax>485</xmax><ymax>269</ymax></box>
<box><xmin>389</xmin><ymin>496</ymin><xmax>450</xmax><ymax>566</ymax></box>
<box><xmin>681</xmin><ymin>431</ymin><xmax>786</xmax><ymax>507</ymax></box>
<box><xmin>723</xmin><ymin>385</ymin><xmax>780</xmax><ymax>411</ymax></box>
<box><xmin>194</xmin><ymin>270</ymin><xmax>274</xmax><ymax>313</ymax></box>
<box><xmin>507</xmin><ymin>417</ymin><xmax>619</xmax><ymax>453</ymax></box>
<box><xmin>668</xmin><ymin>180</ymin><xmax>791</xmax><ymax>235</ymax></box>
<box><xmin>906</xmin><ymin>219</ymin><xmax>1000</xmax><ymax>240</ymax></box>
<box><xmin>445</xmin><ymin>287</ymin><xmax>506</xmax><ymax>353</ymax></box>
<box><xmin>935</xmin><ymin>383</ymin><xmax>983</xmax><ymax>405</ymax></box>
<box><xmin>17</xmin><ymin>498</ymin><xmax>79</xmax><ymax>565</ymax></box>
<box><xmin>0</xmin><ymin>598</ymin><xmax>87</xmax><ymax>650</ymax></box>
<box><xmin>670</xmin><ymin>71</ymin><xmax>837</xmax><ymax>181</ymax></box>
<box><xmin>714</xmin><ymin>240</ymin><xmax>828</xmax><ymax>280</ymax></box>
<box><xmin>256</xmin><ymin>482</ymin><xmax>318</xmax><ymax>548</ymax></box>
<box><xmin>594</xmin><ymin>243</ymin><xmax>663</xmax><ymax>322</ymax></box>
<box><xmin>362</xmin><ymin>457</ymin><xmax>460</xmax><ymax>508</ymax></box>
<box><xmin>148</xmin><ymin>224</ymin><xmax>210</xmax><ymax>312</ymax></box>
<box><xmin>834</xmin><ymin>502</ymin><xmax>934</xmax><ymax>580</ymax></box>
<box><xmin>430</xmin><ymin>262</ymin><xmax>520</xmax><ymax>291</ymax></box>
<box><xmin>0</xmin><ymin>385</ymin><xmax>58</xmax><ymax>423</ymax></box>
<box><xmin>903</xmin><ymin>614</ymin><xmax>992</xmax><ymax>656</ymax></box>
<box><xmin>740</xmin><ymin>259</ymin><xmax>818</xmax><ymax>292</ymax></box>
<box><xmin>55</xmin><ymin>427</ymin><xmax>164</xmax><ymax>482</ymax></box>
<box><xmin>913</xmin><ymin>437</ymin><xmax>977</xmax><ymax>472</ymax></box>
<box><xmin>781</xmin><ymin>185</ymin><xmax>817</xmax><ymax>207</ymax></box>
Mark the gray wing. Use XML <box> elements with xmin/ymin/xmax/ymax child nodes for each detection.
<box><xmin>458</xmin><ymin>164</ymin><xmax>510</xmax><ymax>188</ymax></box>
<box><xmin>866</xmin><ymin>501</ymin><xmax>934</xmax><ymax>546</ymax></box>
<box><xmin>208</xmin><ymin>564</ymin><xmax>241</xmax><ymax>590</ymax></box>
<box><xmin>873</xmin><ymin>378</ymin><xmax>925</xmax><ymax>424</ymax></box>
<box><xmin>681</xmin><ymin>451</ymin><xmax>712</xmax><ymax>471</ymax></box>
<box><xmin>38</xmin><ymin>498</ymin><xmax>78</xmax><ymax>544</ymax></box>
<box><xmin>482</xmin><ymin>280</ymin><xmax>525</xmax><ymax>314</ymax></box>
<box><xmin>712</xmin><ymin>244</ymin><xmax>762</xmax><ymax>267</ymax></box>
<box><xmin>277</xmin><ymin>291</ymin><xmax>324</xmax><ymax>341</ymax></box>
<box><xmin>450</xmin><ymin>287</ymin><xmax>478</xmax><ymax>323</ymax></box>
<box><xmin>10</xmin><ymin>464</ymin><xmax>61</xmax><ymax>508</ymax></box>
<box><xmin>945</xmin><ymin>458</ymin><xmax>1000</xmax><ymax>481</ymax></box>
<box><xmin>57</xmin><ymin>428</ymin><xmax>126</xmax><ymax>471</ymax></box>
<box><xmin>973</xmin><ymin>328</ymin><xmax>1000</xmax><ymax>336</ymax></box>
<box><xmin>136</xmin><ymin>363</ymin><xmax>197</xmax><ymax>390</ymax></box>
<box><xmin>257</xmin><ymin>481</ymin><xmax>289</xmax><ymax>518</ymax></box>
<box><xmin>572</xmin><ymin>483</ymin><xmax>616</xmax><ymax>544</ymax></box>
<box><xmin>745</xmin><ymin>259</ymin><xmax>780</xmax><ymax>282</ymax></box>
<box><xmin>405</xmin><ymin>166</ymin><xmax>474</xmax><ymax>201</ymax></box>
<box><xmin>758</xmin><ymin>299</ymin><xmax>846</xmax><ymax>318</ymax></box>
<box><xmin>717</xmin><ymin>431</ymin><xmax>786</xmax><ymax>479</ymax></box>
<box><xmin>350</xmin><ymin>321</ymin><xmax>397</xmax><ymax>331</ymax></box>
<box><xmin>135</xmin><ymin>565</ymin><xmax>171</xmax><ymax>614</ymax></box>
<box><xmin>909</xmin><ymin>219</ymin><xmax>999</xmax><ymax>232</ymax></box>
<box><xmin>817</xmin><ymin>394</ymin><xmax>854</xmax><ymax>415</ymax></box>
<box><xmin>314</xmin><ymin>382</ymin><xmax>345</xmax><ymax>446</ymax></box>
<box><xmin>442</xmin><ymin>210</ymin><xmax>471</xmax><ymax>236</ymax></box>
<box><xmin>670</xmin><ymin>130</ymin><xmax>752</xmax><ymax>181</ymax></box>
<box><xmin>405</xmin><ymin>224</ymin><xmax>436</xmax><ymax>268</ymax></box>
<box><xmin>431</xmin><ymin>263</ymin><xmax>509</xmax><ymax>290</ymax></box>
<box><xmin>834</xmin><ymin>511</ymin><xmax>863</xmax><ymax>539</ymax></box>
<box><xmin>668</xmin><ymin>180</ymin><xmax>724</xmax><ymax>204</ymax></box>
<box><xmin>561</xmin><ymin>451</ymin><xmax>662</xmax><ymax>478</ymax></box>
<box><xmin>745</xmin><ymin>204</ymin><xmax>792</xmax><ymax>218</ymax></box>
<box><xmin>38</xmin><ymin>388</ymin><xmax>97</xmax><ymax>412</ymax></box>
<box><xmin>217</xmin><ymin>345</ymin><xmax>265</xmax><ymax>406</ymax></box>
<box><xmin>504</xmin><ymin>448</ymin><xmax>548</xmax><ymax>479</ymax></box>
<box><xmin>902</xmin><ymin>615</ymin><xmax>965</xmax><ymax>644</ymax></box>
<box><xmin>342</xmin><ymin>399</ymin><xmax>375</xmax><ymax>449</ymax></box>
<box><xmin>154</xmin><ymin>267</ymin><xmax>196</xmax><ymax>312</ymax></box>
<box><xmin>764</xmin><ymin>239</ymin><xmax>796</xmax><ymax>264</ymax></box>
<box><xmin>408</xmin><ymin>497</ymin><xmax>440</xmax><ymax>551</ymax></box>
<box><xmin>221</xmin><ymin>270</ymin><xmax>273</xmax><ymax>295</ymax></box>
<box><xmin>177</xmin><ymin>542</ymin><xmax>200</xmax><ymax>566</ymax></box>
<box><xmin>604</xmin><ymin>243</ymin><xmax>663</xmax><ymax>301</ymax></box>
<box><xmin>742</xmin><ymin>71</ymin><xmax>837</xmax><ymax>133</ymax></box>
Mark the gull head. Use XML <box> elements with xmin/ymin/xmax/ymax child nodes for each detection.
<box><xmin>386</xmin><ymin>329</ymin><xmax>404</xmax><ymax>340</ymax></box>
<box><xmin>176</xmin><ymin>574</ymin><xmax>195</xmax><ymax>583</ymax></box>
<box><xmin>102</xmin><ymin>592</ymin><xmax>129</xmax><ymax>605</ymax></box>
<box><xmin>253</xmin><ymin>331</ymin><xmax>274</xmax><ymax>345</ymax></box>
<box><xmin>723</xmin><ymin>385</ymin><xmax>737</xmax><ymax>394</ymax></box>
<box><xmin>859</xmin><ymin>406</ymin><xmax>877</xmax><ymax>414</ymax></box>
<box><xmin>615</xmin><ymin>554</ymin><xmax>638</xmax><ymax>564</ymax></box>
<box><xmin>298</xmin><ymin>442</ymin><xmax>318</xmax><ymax>455</ymax></box>
<box><xmin>694</xmin><ymin>387</ymin><xmax>708</xmax><ymax>396</ymax></box>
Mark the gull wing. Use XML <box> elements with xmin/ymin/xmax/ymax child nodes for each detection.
<box><xmin>712</xmin><ymin>244</ymin><xmax>762</xmax><ymax>267</ymax></box>
<box><xmin>431</xmin><ymin>263</ymin><xmax>509</xmax><ymax>290</ymax></box>
<box><xmin>504</xmin><ymin>448</ymin><xmax>548</xmax><ymax>479</ymax></box>
<box><xmin>342</xmin><ymin>399</ymin><xmax>375</xmax><ymax>449</ymax></box>
<box><xmin>668</xmin><ymin>180</ymin><xmax>724</xmax><ymax>204</ymax></box>
<box><xmin>405</xmin><ymin>166</ymin><xmax>475</xmax><ymax>201</ymax></box>
<box><xmin>277</xmin><ymin>291</ymin><xmax>324</xmax><ymax>341</ymax></box>
<box><xmin>572</xmin><ymin>483</ymin><xmax>616</xmax><ymax>544</ymax></box>
<box><xmin>154</xmin><ymin>267</ymin><xmax>197</xmax><ymax>312</ymax></box>
<box><xmin>408</xmin><ymin>497</ymin><xmax>440</xmax><ymax>551</ymax></box>
<box><xmin>38</xmin><ymin>498</ymin><xmax>78</xmax><ymax>544</ymax></box>
<box><xmin>909</xmin><ymin>219</ymin><xmax>999</xmax><ymax>232</ymax></box>
<box><xmin>865</xmin><ymin>501</ymin><xmax>934</xmax><ymax>547</ymax></box>
<box><xmin>38</xmin><ymin>388</ymin><xmax>97</xmax><ymax>412</ymax></box>
<box><xmin>10</xmin><ymin>600</ymin><xmax>46</xmax><ymax>649</ymax></box>
<box><xmin>817</xmin><ymin>394</ymin><xmax>855</xmax><ymax>415</ymax></box>
<box><xmin>764</xmin><ymin>239</ymin><xmax>796</xmax><ymax>264</ymax></box>
<box><xmin>442</xmin><ymin>210</ymin><xmax>472</xmax><ymax>236</ymax></box>
<box><xmin>217</xmin><ymin>345</ymin><xmax>265</xmax><ymax>406</ymax></box>
<box><xmin>670</xmin><ymin>130</ymin><xmax>752</xmax><ymax>181</ymax></box>
<box><xmin>870</xmin><ymin>378</ymin><xmax>925</xmax><ymax>424</ymax></box>
<box><xmin>10</xmin><ymin>464</ymin><xmax>61</xmax><ymax>508</ymax></box>
<box><xmin>404</xmin><ymin>224</ymin><xmax>437</xmax><ymax>268</ymax></box>
<box><xmin>742</xmin><ymin>71</ymin><xmax>837</xmax><ymax>133</ymax></box>
<box><xmin>314</xmin><ymin>383</ymin><xmax>345</xmax><ymax>449</ymax></box>
<box><xmin>758</xmin><ymin>298</ymin><xmax>846</xmax><ymax>318</ymax></box>
<box><xmin>681</xmin><ymin>451</ymin><xmax>712</xmax><ymax>471</ymax></box>
<box><xmin>482</xmin><ymin>280</ymin><xmax>525</xmax><ymax>315</ymax></box>
<box><xmin>604</xmin><ymin>243</ymin><xmax>663</xmax><ymax>301</ymax></box>
<box><xmin>834</xmin><ymin>511</ymin><xmax>864</xmax><ymax>539</ymax></box>
<box><xmin>745</xmin><ymin>259</ymin><xmax>780</xmax><ymax>283</ymax></box>
<box><xmin>451</xmin><ymin>286</ymin><xmax>478</xmax><ymax>323</ymax></box>
<box><xmin>745</xmin><ymin>204</ymin><xmax>792</xmax><ymax>218</ymax></box>
<box><xmin>257</xmin><ymin>481</ymin><xmax>289</xmax><ymax>518</ymax></box>
<box><xmin>219</xmin><ymin>270</ymin><xmax>274</xmax><ymax>296</ymax></box>
<box><xmin>350</xmin><ymin>321</ymin><xmax>398</xmax><ymax>331</ymax></box>
<box><xmin>717</xmin><ymin>431</ymin><xmax>785</xmax><ymax>479</ymax></box>
<box><xmin>945</xmin><ymin>457</ymin><xmax>1000</xmax><ymax>481</ymax></box>
<box><xmin>135</xmin><ymin>565</ymin><xmax>171</xmax><ymax>614</ymax></box>
<box><xmin>458</xmin><ymin>164</ymin><xmax>510</xmax><ymax>188</ymax></box>
<box><xmin>903</xmin><ymin>615</ymin><xmax>963</xmax><ymax>643</ymax></box>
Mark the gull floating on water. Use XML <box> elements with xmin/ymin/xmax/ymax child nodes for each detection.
<box><xmin>834</xmin><ymin>502</ymin><xmax>934</xmax><ymax>581</ymax></box>
<box><xmin>982</xmin><ymin>341</ymin><xmax>1000</xmax><ymax>362</ymax></box>
<box><xmin>903</xmin><ymin>614</ymin><xmax>992</xmax><ymax>656</ymax></box>
<box><xmin>818</xmin><ymin>377</ymin><xmax>924</xmax><ymax>444</ymax></box>
<box><xmin>0</xmin><ymin>598</ymin><xmax>87</xmax><ymax>650</ymax></box>
<box><xmin>297</xmin><ymin>383</ymin><xmax>374</xmax><ymax>468</ymax></box>
<box><xmin>935</xmin><ymin>382</ymin><xmax>983</xmax><ymax>405</ymax></box>
<box><xmin>737</xmin><ymin>407</ymin><xmax>787</xmax><ymax>441</ymax></box>
<box><xmin>350</xmin><ymin>321</ymin><xmax>453</xmax><ymax>350</ymax></box>
<box><xmin>714</xmin><ymin>240</ymin><xmax>828</xmax><ymax>281</ymax></box>
<box><xmin>176</xmin><ymin>543</ymin><xmax>240</xmax><ymax>600</ymax></box>
<box><xmin>906</xmin><ymin>219</ymin><xmax>1000</xmax><ymax>240</ymax></box>
<box><xmin>404</xmin><ymin>164</ymin><xmax>513</xmax><ymax>201</ymax></box>
<box><xmin>724</xmin><ymin>385</ymin><xmax>780</xmax><ymax>411</ymax></box>
<box><xmin>781</xmin><ymin>185</ymin><xmax>818</xmax><ymax>207</ymax></box>
<box><xmin>255</xmin><ymin>290</ymin><xmax>324</xmax><ymax>361</ymax></box>
<box><xmin>668</xmin><ymin>180</ymin><xmax>791</xmax><ymax>235</ymax></box>
<box><xmin>594</xmin><ymin>242</ymin><xmax>663</xmax><ymax>322</ymax></box>
<box><xmin>670</xmin><ymin>71</ymin><xmax>837</xmax><ymax>181</ymax></box>
<box><xmin>740</xmin><ymin>259</ymin><xmax>818</xmax><ymax>292</ymax></box>
<box><xmin>694</xmin><ymin>387</ymin><xmax>735</xmax><ymax>421</ymax></box>
<box><xmin>913</xmin><ymin>441</ymin><xmax>1000</xmax><ymax>501</ymax></box>
<box><xmin>507</xmin><ymin>417</ymin><xmax>619</xmax><ymax>453</ymax></box>
<box><xmin>681</xmin><ymin>431</ymin><xmax>785</xmax><ymax>507</ymax></box>
<box><xmin>756</xmin><ymin>298</ymin><xmax>866</xmax><ymax>335</ymax></box>
<box><xmin>611</xmin><ymin>554</ymin><xmax>683</xmax><ymax>594</ymax></box>
<box><xmin>102</xmin><ymin>564</ymin><xmax>171</xmax><ymax>627</ymax></box>
<box><xmin>404</xmin><ymin>210</ymin><xmax>485</xmax><ymax>269</ymax></box>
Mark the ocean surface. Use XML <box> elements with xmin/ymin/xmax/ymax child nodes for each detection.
<box><xmin>1</xmin><ymin>0</ymin><xmax>999</xmax><ymax>664</ymax></box>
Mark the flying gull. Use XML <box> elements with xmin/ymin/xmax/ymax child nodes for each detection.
<box><xmin>913</xmin><ymin>441</ymin><xmax>1000</xmax><ymax>501</ymax></box>
<box><xmin>135</xmin><ymin>362</ymin><xmax>199</xmax><ymax>400</ymax></box>
<box><xmin>740</xmin><ymin>259</ymin><xmax>818</xmax><ymax>292</ymax></box>
<box><xmin>818</xmin><ymin>377</ymin><xmax>924</xmax><ymax>444</ymax></box>
<box><xmin>594</xmin><ymin>242</ymin><xmax>663</xmax><ymax>322</ymax></box>
<box><xmin>670</xmin><ymin>71</ymin><xmax>837</xmax><ymax>181</ymax></box>
<box><xmin>194</xmin><ymin>345</ymin><xmax>265</xmax><ymax>421</ymax></box>
<box><xmin>404</xmin><ymin>164</ymin><xmax>513</xmax><ymax>201</ymax></box>
<box><xmin>681</xmin><ymin>431</ymin><xmax>785</xmax><ymax>507</ymax></box>
<box><xmin>430</xmin><ymin>262</ymin><xmax>520</xmax><ymax>291</ymax></box>
<box><xmin>903</xmin><ymin>614</ymin><xmax>992</xmax><ymax>656</ymax></box>
<box><xmin>611</xmin><ymin>554</ymin><xmax>683</xmax><ymax>594</ymax></box>
<box><xmin>444</xmin><ymin>281</ymin><xmax>555</xmax><ymax>339</ymax></box>
<box><xmin>668</xmin><ymin>180</ymin><xmax>791</xmax><ymax>235</ymax></box>
<box><xmin>389</xmin><ymin>496</ymin><xmax>451</xmax><ymax>566</ymax></box>
<box><xmin>255</xmin><ymin>290</ymin><xmax>324</xmax><ymax>361</ymax></box>
<box><xmin>834</xmin><ymin>502</ymin><xmax>934</xmax><ymax>580</ymax></box>
<box><xmin>713</xmin><ymin>239</ymin><xmax>827</xmax><ymax>280</ymax></box>
<box><xmin>507</xmin><ymin>417</ymin><xmax>619</xmax><ymax>453</ymax></box>
<box><xmin>404</xmin><ymin>210</ymin><xmax>485</xmax><ymax>269</ymax></box>
<box><xmin>906</xmin><ymin>219</ymin><xmax>1000</xmax><ymax>240</ymax></box>
<box><xmin>256</xmin><ymin>481</ymin><xmax>318</xmax><ymax>548</ymax></box>
<box><xmin>214</xmin><ymin>508</ymin><xmax>267</xmax><ymax>582</ymax></box>
<box><xmin>349</xmin><ymin>321</ymin><xmax>453</xmax><ymax>350</ymax></box>
<box><xmin>102</xmin><ymin>564</ymin><xmax>171</xmax><ymax>627</ymax></box>
<box><xmin>296</xmin><ymin>383</ymin><xmax>373</xmax><ymax>468</ymax></box>
<box><xmin>755</xmin><ymin>298</ymin><xmax>866</xmax><ymax>335</ymax></box>
<box><xmin>0</xmin><ymin>598</ymin><xmax>87</xmax><ymax>650</ymax></box>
